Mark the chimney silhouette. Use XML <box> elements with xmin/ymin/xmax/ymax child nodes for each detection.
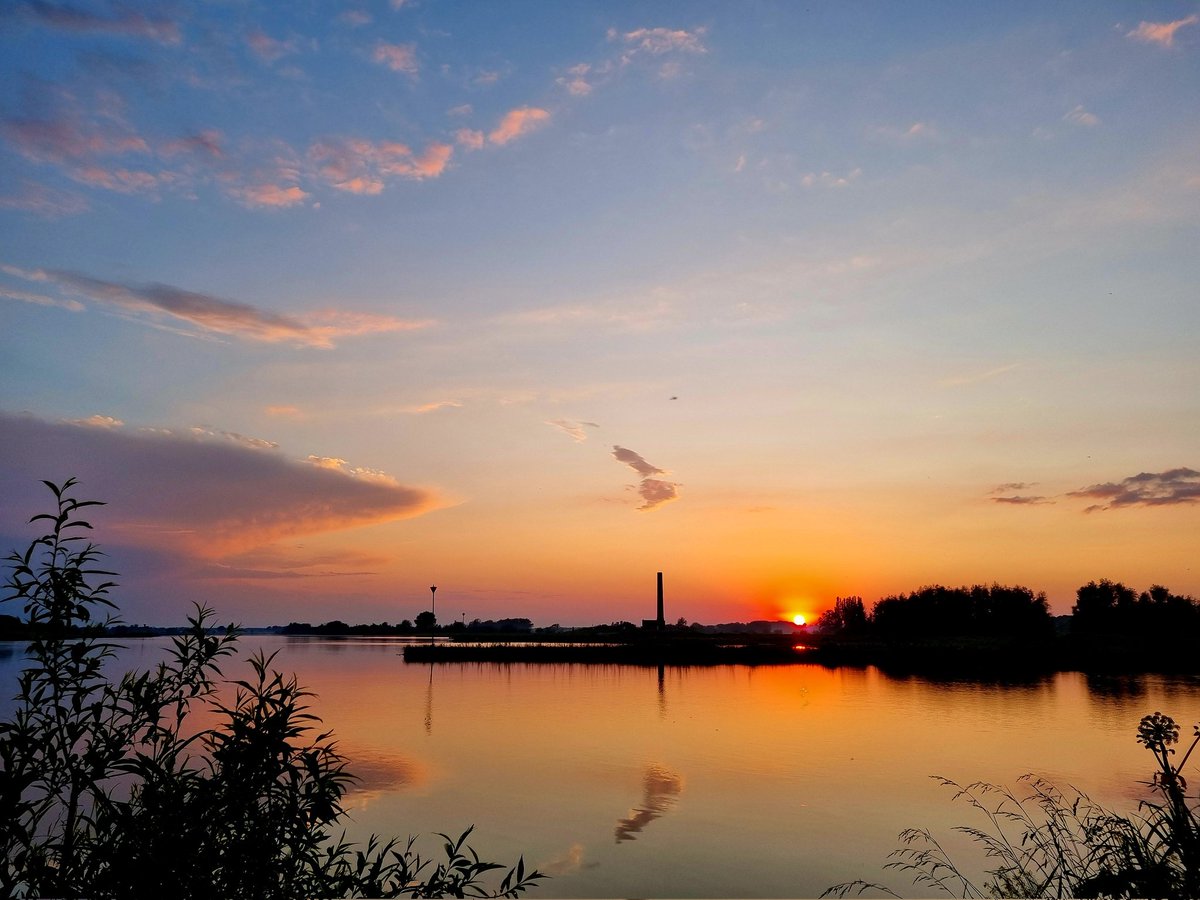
<box><xmin>657</xmin><ymin>571</ymin><xmax>664</xmax><ymax>629</ymax></box>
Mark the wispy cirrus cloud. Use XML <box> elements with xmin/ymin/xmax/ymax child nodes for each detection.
<box><xmin>246</xmin><ymin>30</ymin><xmax>298</xmax><ymax>63</ymax></box>
<box><xmin>940</xmin><ymin>362</ymin><xmax>1021</xmax><ymax>387</ymax></box>
<box><xmin>1</xmin><ymin>285</ymin><xmax>85</xmax><ymax>311</ymax></box>
<box><xmin>455</xmin><ymin>128</ymin><xmax>484</xmax><ymax>150</ymax></box>
<box><xmin>401</xmin><ymin>399</ymin><xmax>462</xmax><ymax>415</ymax></box>
<box><xmin>65</xmin><ymin>414</ymin><xmax>124</xmax><ymax>428</ymax></box>
<box><xmin>161</xmin><ymin>129</ymin><xmax>225</xmax><ymax>159</ymax></box>
<box><xmin>372</xmin><ymin>41</ymin><xmax>417</xmax><ymax>74</ymax></box>
<box><xmin>3</xmin><ymin>113</ymin><xmax>150</xmax><ymax>165</ymax></box>
<box><xmin>547</xmin><ymin>419</ymin><xmax>598</xmax><ymax>443</ymax></box>
<box><xmin>991</xmin><ymin>494</ymin><xmax>1053</xmax><ymax>506</ymax></box>
<box><xmin>0</xmin><ymin>411</ymin><xmax>438</xmax><ymax>557</ymax></box>
<box><xmin>612</xmin><ymin>445</ymin><xmax>679</xmax><ymax>510</ymax></box>
<box><xmin>560</xmin><ymin>25</ymin><xmax>707</xmax><ymax>97</ymax></box>
<box><xmin>11</xmin><ymin>0</ymin><xmax>182</xmax><ymax>44</ymax></box>
<box><xmin>1068</xmin><ymin>468</ymin><xmax>1200</xmax><ymax>511</ymax></box>
<box><xmin>309</xmin><ymin>137</ymin><xmax>453</xmax><ymax>192</ymax></box>
<box><xmin>229</xmin><ymin>183</ymin><xmax>310</xmax><ymax>208</ymax></box>
<box><xmin>1127</xmin><ymin>15</ymin><xmax>1198</xmax><ymax>48</ymax></box>
<box><xmin>1064</xmin><ymin>105</ymin><xmax>1100</xmax><ymax>127</ymax></box>
<box><xmin>1</xmin><ymin>264</ymin><xmax>432</xmax><ymax>347</ymax></box>
<box><xmin>613</xmin><ymin>26</ymin><xmax>707</xmax><ymax>57</ymax></box>
<box><xmin>0</xmin><ymin>181</ymin><xmax>90</xmax><ymax>218</ymax></box>
<box><xmin>488</xmin><ymin>107</ymin><xmax>550</xmax><ymax>145</ymax></box>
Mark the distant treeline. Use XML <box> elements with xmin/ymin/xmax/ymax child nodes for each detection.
<box><xmin>278</xmin><ymin>617</ymin><xmax>536</xmax><ymax>636</ymax></box>
<box><xmin>817</xmin><ymin>579</ymin><xmax>1199</xmax><ymax>639</ymax></box>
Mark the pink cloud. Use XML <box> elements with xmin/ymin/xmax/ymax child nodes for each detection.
<box><xmin>309</xmin><ymin>138</ymin><xmax>452</xmax><ymax>191</ymax></box>
<box><xmin>161</xmin><ymin>129</ymin><xmax>225</xmax><ymax>159</ymax></box>
<box><xmin>3</xmin><ymin>116</ymin><xmax>150</xmax><ymax>165</ymax></box>
<box><xmin>70</xmin><ymin>165</ymin><xmax>159</xmax><ymax>193</ymax></box>
<box><xmin>0</xmin><ymin>412</ymin><xmax>439</xmax><ymax>558</ymax></box>
<box><xmin>488</xmin><ymin>107</ymin><xmax>551</xmax><ymax>145</ymax></box>
<box><xmin>246</xmin><ymin>30</ymin><xmax>297</xmax><ymax>63</ymax></box>
<box><xmin>1127</xmin><ymin>15</ymin><xmax>1198</xmax><ymax>47</ymax></box>
<box><xmin>339</xmin><ymin>9</ymin><xmax>372</xmax><ymax>27</ymax></box>
<box><xmin>232</xmin><ymin>183</ymin><xmax>309</xmax><ymax>208</ymax></box>
<box><xmin>455</xmin><ymin>128</ymin><xmax>484</xmax><ymax>150</ymax></box>
<box><xmin>264</xmin><ymin>405</ymin><xmax>305</xmax><ymax>419</ymax></box>
<box><xmin>616</xmin><ymin>26</ymin><xmax>707</xmax><ymax>56</ymax></box>
<box><xmin>373</xmin><ymin>41</ymin><xmax>418</xmax><ymax>74</ymax></box>
<box><xmin>300</xmin><ymin>309</ymin><xmax>435</xmax><ymax>343</ymax></box>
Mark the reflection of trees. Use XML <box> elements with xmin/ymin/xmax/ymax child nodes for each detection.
<box><xmin>1085</xmin><ymin>672</ymin><xmax>1149</xmax><ymax>702</ymax></box>
<box><xmin>614</xmin><ymin>765</ymin><xmax>684</xmax><ymax>843</ymax></box>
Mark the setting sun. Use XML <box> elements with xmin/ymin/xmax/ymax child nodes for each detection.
<box><xmin>792</xmin><ymin>614</ymin><xmax>807</xmax><ymax>626</ymax></box>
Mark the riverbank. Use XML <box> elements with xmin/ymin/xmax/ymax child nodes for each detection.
<box><xmin>401</xmin><ymin>632</ymin><xmax>1200</xmax><ymax>675</ymax></box>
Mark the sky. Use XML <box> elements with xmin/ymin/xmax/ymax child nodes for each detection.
<box><xmin>1</xmin><ymin>1</ymin><xmax>1198</xmax><ymax>627</ymax></box>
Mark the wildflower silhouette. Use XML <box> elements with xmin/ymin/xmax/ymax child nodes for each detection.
<box><xmin>825</xmin><ymin>710</ymin><xmax>1200</xmax><ymax>898</ymax></box>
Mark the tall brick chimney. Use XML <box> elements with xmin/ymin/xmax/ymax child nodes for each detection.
<box><xmin>657</xmin><ymin>571</ymin><xmax>664</xmax><ymax>629</ymax></box>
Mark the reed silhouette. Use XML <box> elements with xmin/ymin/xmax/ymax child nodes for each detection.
<box><xmin>825</xmin><ymin>712</ymin><xmax>1200</xmax><ymax>898</ymax></box>
<box><xmin>0</xmin><ymin>479</ymin><xmax>544</xmax><ymax>899</ymax></box>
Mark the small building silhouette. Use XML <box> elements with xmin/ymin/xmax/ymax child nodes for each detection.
<box><xmin>641</xmin><ymin>572</ymin><xmax>666</xmax><ymax>631</ymax></box>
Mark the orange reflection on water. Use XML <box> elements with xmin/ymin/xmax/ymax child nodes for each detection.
<box><xmin>223</xmin><ymin>637</ymin><xmax>1198</xmax><ymax>898</ymax></box>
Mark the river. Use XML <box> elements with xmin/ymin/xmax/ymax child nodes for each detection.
<box><xmin>2</xmin><ymin>636</ymin><xmax>1197</xmax><ymax>897</ymax></box>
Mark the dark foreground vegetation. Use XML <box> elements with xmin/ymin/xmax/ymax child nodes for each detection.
<box><xmin>0</xmin><ymin>480</ymin><xmax>543</xmax><ymax>899</ymax></box>
<box><xmin>827</xmin><ymin>711</ymin><xmax>1200</xmax><ymax>898</ymax></box>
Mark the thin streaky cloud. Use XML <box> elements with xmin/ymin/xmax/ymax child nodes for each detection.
<box><xmin>991</xmin><ymin>495</ymin><xmax>1053</xmax><ymax>506</ymax></box>
<box><xmin>246</xmin><ymin>30</ymin><xmax>297</xmax><ymax>63</ymax></box>
<box><xmin>66</xmin><ymin>414</ymin><xmax>123</xmax><ymax>428</ymax></box>
<box><xmin>1127</xmin><ymin>15</ymin><xmax>1198</xmax><ymax>47</ymax></box>
<box><xmin>455</xmin><ymin>128</ymin><xmax>484</xmax><ymax>150</ymax></box>
<box><xmin>309</xmin><ymin>138</ymin><xmax>452</xmax><ymax>191</ymax></box>
<box><xmin>1068</xmin><ymin>467</ymin><xmax>1200</xmax><ymax>510</ymax></box>
<box><xmin>264</xmin><ymin>405</ymin><xmax>305</xmax><ymax>419</ymax></box>
<box><xmin>940</xmin><ymin>362</ymin><xmax>1021</xmax><ymax>387</ymax></box>
<box><xmin>0</xmin><ymin>182</ymin><xmax>89</xmax><ymax>218</ymax></box>
<box><xmin>3</xmin><ymin>115</ymin><xmax>150</xmax><ymax>165</ymax></box>
<box><xmin>3</xmin><ymin>265</ymin><xmax>431</xmax><ymax>347</ymax></box>
<box><xmin>13</xmin><ymin>0</ymin><xmax>182</xmax><ymax>44</ymax></box>
<box><xmin>489</xmin><ymin>107</ymin><xmax>550</xmax><ymax>145</ymax></box>
<box><xmin>373</xmin><ymin>41</ymin><xmax>418</xmax><ymax>74</ymax></box>
<box><xmin>402</xmin><ymin>400</ymin><xmax>463</xmax><ymax>414</ymax></box>
<box><xmin>613</xmin><ymin>445</ymin><xmax>664</xmax><ymax>477</ymax></box>
<box><xmin>230</xmin><ymin>183</ymin><xmax>309</xmax><ymax>209</ymax></box>
<box><xmin>1064</xmin><ymin>105</ymin><xmax>1100</xmax><ymax>127</ymax></box>
<box><xmin>1</xmin><ymin>286</ymin><xmax>85</xmax><ymax>311</ymax></box>
<box><xmin>547</xmin><ymin>419</ymin><xmax>599</xmax><ymax>442</ymax></box>
<box><xmin>614</xmin><ymin>27</ymin><xmax>707</xmax><ymax>56</ymax></box>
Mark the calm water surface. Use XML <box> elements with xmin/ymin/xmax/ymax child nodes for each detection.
<box><xmin>2</xmin><ymin>636</ymin><xmax>1198</xmax><ymax>898</ymax></box>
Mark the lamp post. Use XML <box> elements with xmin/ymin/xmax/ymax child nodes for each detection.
<box><xmin>429</xmin><ymin>585</ymin><xmax>437</xmax><ymax>646</ymax></box>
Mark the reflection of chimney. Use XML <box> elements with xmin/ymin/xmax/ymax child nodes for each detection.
<box><xmin>657</xmin><ymin>571</ymin><xmax>664</xmax><ymax>628</ymax></box>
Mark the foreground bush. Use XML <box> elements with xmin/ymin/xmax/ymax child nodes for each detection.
<box><xmin>0</xmin><ymin>479</ymin><xmax>543</xmax><ymax>899</ymax></box>
<box><xmin>826</xmin><ymin>712</ymin><xmax>1199</xmax><ymax>898</ymax></box>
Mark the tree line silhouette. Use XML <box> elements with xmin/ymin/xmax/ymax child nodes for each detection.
<box><xmin>816</xmin><ymin>581</ymin><xmax>1198</xmax><ymax>639</ymax></box>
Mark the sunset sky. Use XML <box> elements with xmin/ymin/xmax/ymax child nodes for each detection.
<box><xmin>1</xmin><ymin>1</ymin><xmax>1198</xmax><ymax>627</ymax></box>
